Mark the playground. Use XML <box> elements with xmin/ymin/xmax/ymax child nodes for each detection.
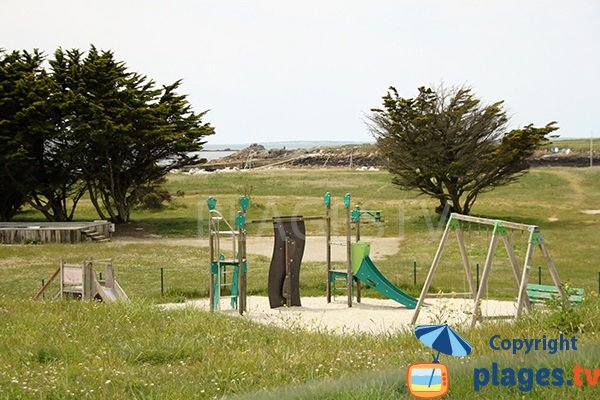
<box><xmin>1</xmin><ymin>168</ymin><xmax>599</xmax><ymax>399</ymax></box>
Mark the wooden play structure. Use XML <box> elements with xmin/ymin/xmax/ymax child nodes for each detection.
<box><xmin>34</xmin><ymin>258</ymin><xmax>128</xmax><ymax>302</ymax></box>
<box><xmin>207</xmin><ymin>192</ymin><xmax>417</xmax><ymax>313</ymax></box>
<box><xmin>411</xmin><ymin>213</ymin><xmax>569</xmax><ymax>327</ymax></box>
<box><xmin>207</xmin><ymin>196</ymin><xmax>249</xmax><ymax>315</ymax></box>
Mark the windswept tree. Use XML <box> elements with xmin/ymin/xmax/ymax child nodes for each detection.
<box><xmin>1</xmin><ymin>46</ymin><xmax>213</xmax><ymax>223</ymax></box>
<box><xmin>370</xmin><ymin>86</ymin><xmax>558</xmax><ymax>215</ymax></box>
<box><xmin>68</xmin><ymin>47</ymin><xmax>214</xmax><ymax>223</ymax></box>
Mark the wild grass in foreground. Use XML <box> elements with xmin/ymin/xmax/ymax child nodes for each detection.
<box><xmin>0</xmin><ymin>294</ymin><xmax>599</xmax><ymax>399</ymax></box>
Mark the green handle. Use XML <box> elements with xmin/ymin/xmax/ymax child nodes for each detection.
<box><xmin>207</xmin><ymin>197</ymin><xmax>217</xmax><ymax>211</ymax></box>
<box><xmin>343</xmin><ymin>193</ymin><xmax>351</xmax><ymax>209</ymax></box>
<box><xmin>239</xmin><ymin>196</ymin><xmax>250</xmax><ymax>212</ymax></box>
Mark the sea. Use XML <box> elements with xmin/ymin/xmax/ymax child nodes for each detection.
<box><xmin>197</xmin><ymin>151</ymin><xmax>236</xmax><ymax>160</ymax></box>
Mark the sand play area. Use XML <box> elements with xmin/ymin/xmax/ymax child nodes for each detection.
<box><xmin>162</xmin><ymin>296</ymin><xmax>518</xmax><ymax>335</ymax></box>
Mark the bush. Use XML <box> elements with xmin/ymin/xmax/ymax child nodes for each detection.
<box><xmin>139</xmin><ymin>189</ymin><xmax>172</xmax><ymax>210</ymax></box>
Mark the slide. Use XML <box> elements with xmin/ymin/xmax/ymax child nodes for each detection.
<box><xmin>354</xmin><ymin>256</ymin><xmax>418</xmax><ymax>309</ymax></box>
<box><xmin>95</xmin><ymin>279</ymin><xmax>129</xmax><ymax>303</ymax></box>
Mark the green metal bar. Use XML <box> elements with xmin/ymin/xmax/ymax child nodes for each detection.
<box><xmin>538</xmin><ymin>266</ymin><xmax>542</xmax><ymax>285</ymax></box>
<box><xmin>160</xmin><ymin>267</ymin><xmax>164</xmax><ymax>296</ymax></box>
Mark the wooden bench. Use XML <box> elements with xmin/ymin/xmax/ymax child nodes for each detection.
<box><xmin>526</xmin><ymin>283</ymin><xmax>584</xmax><ymax>304</ymax></box>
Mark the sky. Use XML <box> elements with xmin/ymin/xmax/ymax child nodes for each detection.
<box><xmin>1</xmin><ymin>1</ymin><xmax>598</xmax><ymax>145</ymax></box>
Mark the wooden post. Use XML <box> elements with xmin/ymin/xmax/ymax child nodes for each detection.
<box><xmin>160</xmin><ymin>267</ymin><xmax>164</xmax><ymax>296</ymax></box>
<box><xmin>33</xmin><ymin>267</ymin><xmax>60</xmax><ymax>300</ymax></box>
<box><xmin>60</xmin><ymin>259</ymin><xmax>65</xmax><ymax>300</ymax></box>
<box><xmin>208</xmin><ymin>224</ymin><xmax>215</xmax><ymax>312</ymax></box>
<box><xmin>104</xmin><ymin>261</ymin><xmax>115</xmax><ymax>289</ymax></box>
<box><xmin>411</xmin><ymin>221</ymin><xmax>452</xmax><ymax>325</ymax></box>
<box><xmin>325</xmin><ymin>193</ymin><xmax>332</xmax><ymax>303</ymax></box>
<box><xmin>238</xmin><ymin>220</ymin><xmax>246</xmax><ymax>315</ymax></box>
<box><xmin>538</xmin><ymin>236</ymin><xmax>568</xmax><ymax>301</ymax></box>
<box><xmin>354</xmin><ymin>206</ymin><xmax>361</xmax><ymax>303</ymax></box>
<box><xmin>515</xmin><ymin>230</ymin><xmax>535</xmax><ymax>319</ymax></box>
<box><xmin>470</xmin><ymin>234</ymin><xmax>499</xmax><ymax>327</ymax></box>
<box><xmin>345</xmin><ymin>195</ymin><xmax>352</xmax><ymax>308</ymax></box>
<box><xmin>501</xmin><ymin>235</ymin><xmax>531</xmax><ymax>309</ymax></box>
<box><xmin>83</xmin><ymin>260</ymin><xmax>93</xmax><ymax>301</ymax></box>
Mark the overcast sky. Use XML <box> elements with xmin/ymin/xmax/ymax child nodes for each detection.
<box><xmin>2</xmin><ymin>1</ymin><xmax>598</xmax><ymax>144</ymax></box>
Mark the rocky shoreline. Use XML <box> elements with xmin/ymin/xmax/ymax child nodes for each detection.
<box><xmin>198</xmin><ymin>143</ymin><xmax>598</xmax><ymax>170</ymax></box>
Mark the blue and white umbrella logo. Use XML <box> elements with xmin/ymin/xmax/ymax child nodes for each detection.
<box><xmin>415</xmin><ymin>324</ymin><xmax>473</xmax><ymax>362</ymax></box>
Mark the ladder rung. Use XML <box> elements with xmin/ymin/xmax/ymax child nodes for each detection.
<box><xmin>329</xmin><ymin>241</ymin><xmax>348</xmax><ymax>246</ymax></box>
<box><xmin>219</xmin><ymin>260</ymin><xmax>239</xmax><ymax>265</ymax></box>
<box><xmin>215</xmin><ymin>231</ymin><xmax>238</xmax><ymax>236</ymax></box>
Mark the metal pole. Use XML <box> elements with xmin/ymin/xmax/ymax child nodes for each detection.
<box><xmin>160</xmin><ymin>267</ymin><xmax>164</xmax><ymax>296</ymax></box>
<box><xmin>41</xmin><ymin>279</ymin><xmax>45</xmax><ymax>299</ymax></box>
<box><xmin>413</xmin><ymin>260</ymin><xmax>417</xmax><ymax>286</ymax></box>
<box><xmin>538</xmin><ymin>266</ymin><xmax>542</xmax><ymax>285</ymax></box>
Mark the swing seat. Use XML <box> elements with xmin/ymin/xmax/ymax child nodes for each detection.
<box><xmin>526</xmin><ymin>283</ymin><xmax>584</xmax><ymax>304</ymax></box>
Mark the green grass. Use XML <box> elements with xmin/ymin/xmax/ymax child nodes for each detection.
<box><xmin>0</xmin><ymin>296</ymin><xmax>599</xmax><ymax>399</ymax></box>
<box><xmin>2</xmin><ymin>166</ymin><xmax>600</xmax><ymax>398</ymax></box>
<box><xmin>549</xmin><ymin>138</ymin><xmax>596</xmax><ymax>152</ymax></box>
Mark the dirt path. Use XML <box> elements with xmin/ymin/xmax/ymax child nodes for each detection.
<box><xmin>548</xmin><ymin>169</ymin><xmax>586</xmax><ymax>204</ymax></box>
<box><xmin>112</xmin><ymin>235</ymin><xmax>402</xmax><ymax>262</ymax></box>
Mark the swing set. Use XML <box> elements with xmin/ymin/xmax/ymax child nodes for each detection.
<box><xmin>411</xmin><ymin>213</ymin><xmax>569</xmax><ymax>327</ymax></box>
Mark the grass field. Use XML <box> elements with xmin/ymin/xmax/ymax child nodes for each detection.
<box><xmin>2</xmin><ymin>166</ymin><xmax>600</xmax><ymax>399</ymax></box>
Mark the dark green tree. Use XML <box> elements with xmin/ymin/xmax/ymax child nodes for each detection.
<box><xmin>26</xmin><ymin>49</ymin><xmax>88</xmax><ymax>221</ymax></box>
<box><xmin>70</xmin><ymin>47</ymin><xmax>214</xmax><ymax>223</ymax></box>
<box><xmin>1</xmin><ymin>46</ymin><xmax>213</xmax><ymax>223</ymax></box>
<box><xmin>0</xmin><ymin>49</ymin><xmax>48</xmax><ymax>221</ymax></box>
<box><xmin>369</xmin><ymin>85</ymin><xmax>558</xmax><ymax>215</ymax></box>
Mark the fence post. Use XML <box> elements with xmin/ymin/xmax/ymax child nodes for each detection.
<box><xmin>160</xmin><ymin>267</ymin><xmax>164</xmax><ymax>296</ymax></box>
<box><xmin>413</xmin><ymin>260</ymin><xmax>417</xmax><ymax>286</ymax></box>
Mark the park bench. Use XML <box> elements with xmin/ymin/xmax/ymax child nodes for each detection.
<box><xmin>526</xmin><ymin>283</ymin><xmax>584</xmax><ymax>304</ymax></box>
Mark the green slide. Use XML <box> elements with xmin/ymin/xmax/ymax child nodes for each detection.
<box><xmin>352</xmin><ymin>242</ymin><xmax>418</xmax><ymax>309</ymax></box>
